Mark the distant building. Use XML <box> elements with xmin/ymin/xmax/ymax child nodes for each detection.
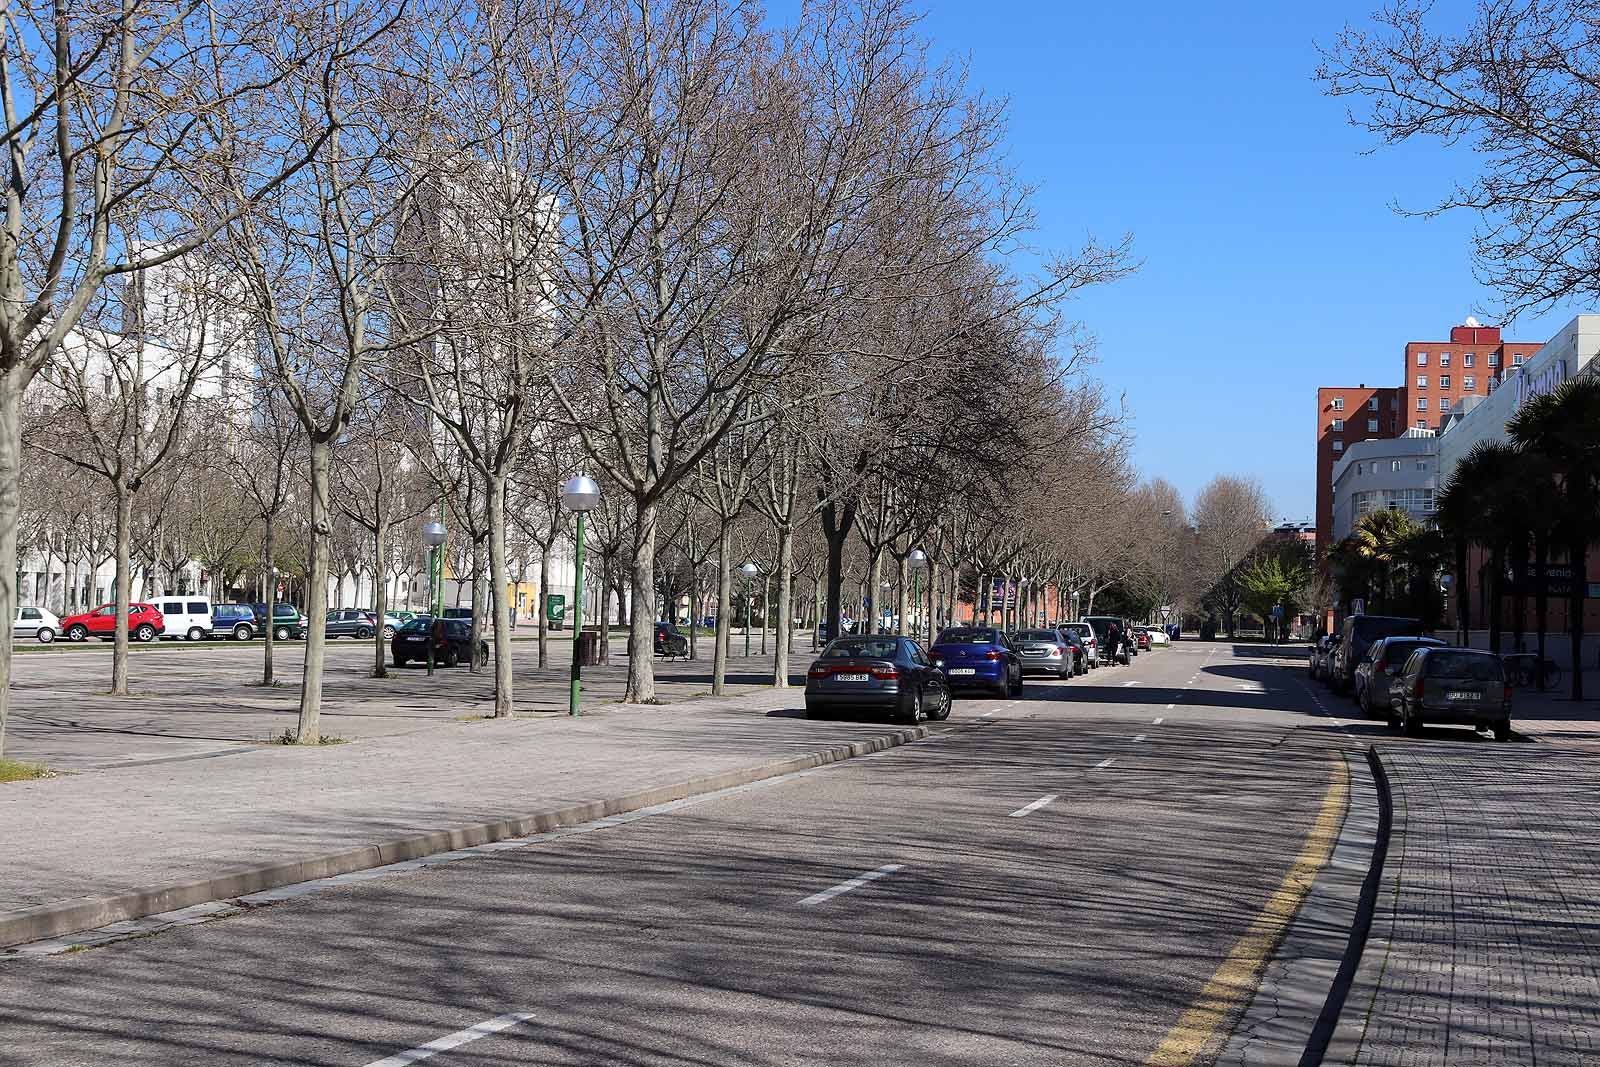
<box><xmin>1329</xmin><ymin>430</ymin><xmax>1439</xmax><ymax>543</ymax></box>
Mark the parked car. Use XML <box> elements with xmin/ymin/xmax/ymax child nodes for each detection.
<box><xmin>325</xmin><ymin>608</ymin><xmax>379</xmax><ymax>639</ymax></box>
<box><xmin>1309</xmin><ymin>633</ymin><xmax>1341</xmax><ymax>681</ymax></box>
<box><xmin>804</xmin><ymin>634</ymin><xmax>950</xmax><ymax>723</ymax></box>
<box><xmin>391</xmin><ymin>616</ymin><xmax>489</xmax><ymax>669</ymax></box>
<box><xmin>930</xmin><ymin>626</ymin><xmax>1022</xmax><ymax>697</ymax></box>
<box><xmin>1147</xmin><ymin>627</ymin><xmax>1170</xmax><ymax>646</ymax></box>
<box><xmin>654</xmin><ymin>621</ymin><xmax>689</xmax><ymax>658</ymax></box>
<box><xmin>1332</xmin><ymin>615</ymin><xmax>1424</xmax><ymax>694</ymax></box>
<box><xmin>210</xmin><ymin>603</ymin><xmax>258</xmax><ymax>641</ymax></box>
<box><xmin>61</xmin><ymin>603</ymin><xmax>164</xmax><ymax>643</ymax></box>
<box><xmin>441</xmin><ymin>607</ymin><xmax>473</xmax><ymax>622</ymax></box>
<box><xmin>1060</xmin><ymin>622</ymin><xmax>1101</xmax><ymax>668</ymax></box>
<box><xmin>1355</xmin><ymin>636</ymin><xmax>1448</xmax><ymax>719</ymax></box>
<box><xmin>1059</xmin><ymin>629</ymin><xmax>1090</xmax><ymax>675</ymax></box>
<box><xmin>1013</xmin><ymin>628</ymin><xmax>1080</xmax><ymax>679</ymax></box>
<box><xmin>1133</xmin><ymin>626</ymin><xmax>1152</xmax><ymax>651</ymax></box>
<box><xmin>250</xmin><ymin>603</ymin><xmax>307</xmax><ymax>641</ymax></box>
<box><xmin>1390</xmin><ymin>646</ymin><xmax>1512</xmax><ymax>740</ymax></box>
<box><xmin>1082</xmin><ymin>616</ymin><xmax>1125</xmax><ymax>664</ymax></box>
<box><xmin>15</xmin><ymin>606</ymin><xmax>59</xmax><ymax>643</ymax></box>
<box><xmin>153</xmin><ymin>596</ymin><xmax>213</xmax><ymax>642</ymax></box>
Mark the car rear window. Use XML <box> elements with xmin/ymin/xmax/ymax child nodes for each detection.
<box><xmin>1016</xmin><ymin>630</ymin><xmax>1058</xmax><ymax>641</ymax></box>
<box><xmin>1425</xmin><ymin>652</ymin><xmax>1503</xmax><ymax>681</ymax></box>
<box><xmin>1382</xmin><ymin>640</ymin><xmax>1431</xmax><ymax>663</ymax></box>
<box><xmin>823</xmin><ymin>638</ymin><xmax>899</xmax><ymax>660</ymax></box>
<box><xmin>1350</xmin><ymin>616</ymin><xmax>1423</xmax><ymax>643</ymax></box>
<box><xmin>935</xmin><ymin>629</ymin><xmax>997</xmax><ymax>644</ymax></box>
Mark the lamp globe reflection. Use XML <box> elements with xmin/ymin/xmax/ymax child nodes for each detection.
<box><xmin>560</xmin><ymin>475</ymin><xmax>601</xmax><ymax>513</ymax></box>
<box><xmin>422</xmin><ymin>521</ymin><xmax>446</xmax><ymax>548</ymax></box>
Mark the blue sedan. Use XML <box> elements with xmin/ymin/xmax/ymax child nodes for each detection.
<box><xmin>930</xmin><ymin>627</ymin><xmax>1023</xmax><ymax>697</ymax></box>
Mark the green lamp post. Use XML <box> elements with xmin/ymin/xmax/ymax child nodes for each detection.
<box><xmin>560</xmin><ymin>474</ymin><xmax>601</xmax><ymax>716</ymax></box>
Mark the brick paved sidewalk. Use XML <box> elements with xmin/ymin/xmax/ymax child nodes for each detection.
<box><xmin>1330</xmin><ymin>745</ymin><xmax>1600</xmax><ymax>1065</ymax></box>
<box><xmin>0</xmin><ymin>686</ymin><xmax>918</xmax><ymax>948</ymax></box>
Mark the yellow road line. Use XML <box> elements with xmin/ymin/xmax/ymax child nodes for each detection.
<box><xmin>1144</xmin><ymin>752</ymin><xmax>1350</xmax><ymax>1066</ymax></box>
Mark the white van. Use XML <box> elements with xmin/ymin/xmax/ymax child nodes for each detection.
<box><xmin>155</xmin><ymin>597</ymin><xmax>213</xmax><ymax>641</ymax></box>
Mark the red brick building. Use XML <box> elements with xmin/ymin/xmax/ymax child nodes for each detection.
<box><xmin>1314</xmin><ymin>323</ymin><xmax>1540</xmax><ymax>552</ymax></box>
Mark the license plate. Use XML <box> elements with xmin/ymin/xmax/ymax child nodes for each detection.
<box><xmin>835</xmin><ymin>673</ymin><xmax>869</xmax><ymax>682</ymax></box>
<box><xmin>1447</xmin><ymin>691</ymin><xmax>1480</xmax><ymax>701</ymax></box>
<box><xmin>406</xmin><ymin>636</ymin><xmax>427</xmax><ymax>643</ymax></box>
<box><xmin>949</xmin><ymin>667</ymin><xmax>976</xmax><ymax>675</ymax></box>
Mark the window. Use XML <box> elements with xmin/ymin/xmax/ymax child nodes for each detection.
<box><xmin>187</xmin><ymin>601</ymin><xmax>206</xmax><ymax>614</ymax></box>
<box><xmin>1513</xmin><ymin>353</ymin><xmax>1526</xmax><ymax>365</ymax></box>
<box><xmin>1440</xmin><ymin>375</ymin><xmax>1451</xmax><ymax>389</ymax></box>
<box><xmin>1332</xmin><ymin>440</ymin><xmax>1344</xmax><ymax>453</ymax></box>
<box><xmin>1440</xmin><ymin>397</ymin><xmax>1452</xmax><ymax>411</ymax></box>
<box><xmin>1440</xmin><ymin>352</ymin><xmax>1451</xmax><ymax>367</ymax></box>
<box><xmin>1464</xmin><ymin>353</ymin><xmax>1475</xmax><ymax>367</ymax></box>
<box><xmin>1488</xmin><ymin>353</ymin><xmax>1500</xmax><ymax>366</ymax></box>
<box><xmin>101</xmin><ymin>374</ymin><xmax>113</xmax><ymax>397</ymax></box>
<box><xmin>1416</xmin><ymin>419</ymin><xmax>1427</xmax><ymax>429</ymax></box>
<box><xmin>1391</xmin><ymin>459</ymin><xmax>1402</xmax><ymax>472</ymax></box>
<box><xmin>1417</xmin><ymin>460</ymin><xmax>1429</xmax><ymax>471</ymax></box>
<box><xmin>1367</xmin><ymin>418</ymin><xmax>1378</xmax><ymax>432</ymax></box>
<box><xmin>1332</xmin><ymin>397</ymin><xmax>1345</xmax><ymax>411</ymax></box>
<box><xmin>1331</xmin><ymin>418</ymin><xmax>1344</xmax><ymax>431</ymax></box>
<box><xmin>1464</xmin><ymin>376</ymin><xmax>1475</xmax><ymax>391</ymax></box>
<box><xmin>161</xmin><ymin>602</ymin><xmax>182</xmax><ymax>615</ymax></box>
<box><xmin>1356</xmin><ymin>463</ymin><xmax>1364</xmax><ymax>475</ymax></box>
<box><xmin>1368</xmin><ymin>397</ymin><xmax>1378</xmax><ymax>411</ymax></box>
<box><xmin>1416</xmin><ymin>375</ymin><xmax>1428</xmax><ymax>389</ymax></box>
<box><xmin>1416</xmin><ymin>352</ymin><xmax>1428</xmax><ymax>365</ymax></box>
<box><xmin>20</xmin><ymin>608</ymin><xmax>39</xmax><ymax>621</ymax></box>
<box><xmin>1417</xmin><ymin>397</ymin><xmax>1428</xmax><ymax>410</ymax></box>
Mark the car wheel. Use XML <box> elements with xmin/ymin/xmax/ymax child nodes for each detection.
<box><xmin>233</xmin><ymin>624</ymin><xmax>252</xmax><ymax>641</ymax></box>
<box><xmin>274</xmin><ymin>625</ymin><xmax>290</xmax><ymax>641</ymax></box>
<box><xmin>36</xmin><ymin>627</ymin><xmax>54</xmax><ymax>644</ymax></box>
<box><xmin>383</xmin><ymin>626</ymin><xmax>395</xmax><ymax>640</ymax></box>
<box><xmin>67</xmin><ymin>624</ymin><xmax>87</xmax><ymax>642</ymax></box>
<box><xmin>1010</xmin><ymin>669</ymin><xmax>1024</xmax><ymax>698</ymax></box>
<box><xmin>135</xmin><ymin>624</ymin><xmax>157</xmax><ymax>643</ymax></box>
<box><xmin>1403</xmin><ymin>705</ymin><xmax>1423</xmax><ymax>737</ymax></box>
<box><xmin>1494</xmin><ymin>719</ymin><xmax>1513</xmax><ymax>742</ymax></box>
<box><xmin>1358</xmin><ymin>686</ymin><xmax>1370</xmax><ymax>718</ymax></box>
<box><xmin>443</xmin><ymin>645</ymin><xmax>459</xmax><ymax>668</ymax></box>
<box><xmin>804</xmin><ymin>703</ymin><xmax>823</xmax><ymax>719</ymax></box>
<box><xmin>394</xmin><ymin>653</ymin><xmax>406</xmax><ymax>668</ymax></box>
<box><xmin>357</xmin><ymin>626</ymin><xmax>375</xmax><ymax>640</ymax></box>
<box><xmin>1057</xmin><ymin>665</ymin><xmax>1071</xmax><ymax>680</ymax></box>
<box><xmin>903</xmin><ymin>688</ymin><xmax>924</xmax><ymax>724</ymax></box>
<box><xmin>187</xmin><ymin>626</ymin><xmax>204</xmax><ymax>642</ymax></box>
<box><xmin>931</xmin><ymin>686</ymin><xmax>952</xmax><ymax>721</ymax></box>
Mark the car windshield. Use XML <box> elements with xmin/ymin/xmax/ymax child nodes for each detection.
<box><xmin>822</xmin><ymin>638</ymin><xmax>898</xmax><ymax>660</ymax></box>
<box><xmin>1016</xmin><ymin>630</ymin><xmax>1058</xmax><ymax>641</ymax></box>
<box><xmin>1426</xmin><ymin>651</ymin><xmax>1503</xmax><ymax>681</ymax></box>
<box><xmin>935</xmin><ymin>629</ymin><xmax>997</xmax><ymax>644</ymax></box>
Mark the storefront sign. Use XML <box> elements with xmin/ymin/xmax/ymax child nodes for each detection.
<box><xmin>1515</xmin><ymin>358</ymin><xmax>1567</xmax><ymax>410</ymax></box>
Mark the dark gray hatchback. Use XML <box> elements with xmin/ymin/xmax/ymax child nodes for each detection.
<box><xmin>804</xmin><ymin>635</ymin><xmax>951</xmax><ymax>724</ymax></box>
<box><xmin>1391</xmin><ymin>647</ymin><xmax>1512</xmax><ymax>741</ymax></box>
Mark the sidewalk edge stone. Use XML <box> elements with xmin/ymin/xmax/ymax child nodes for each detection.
<box><xmin>0</xmin><ymin>724</ymin><xmax>926</xmax><ymax>950</ymax></box>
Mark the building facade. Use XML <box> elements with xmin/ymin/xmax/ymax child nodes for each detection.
<box><xmin>1329</xmin><ymin>430</ymin><xmax>1439</xmax><ymax>543</ymax></box>
<box><xmin>1315</xmin><ymin>385</ymin><xmax>1400</xmax><ymax>552</ymax></box>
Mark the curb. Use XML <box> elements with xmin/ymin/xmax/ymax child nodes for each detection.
<box><xmin>0</xmin><ymin>724</ymin><xmax>926</xmax><ymax>950</ymax></box>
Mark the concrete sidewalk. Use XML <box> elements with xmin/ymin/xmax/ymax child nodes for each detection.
<box><xmin>1330</xmin><ymin>744</ymin><xmax>1600</xmax><ymax>1064</ymax></box>
<box><xmin>0</xmin><ymin>686</ymin><xmax>923</xmax><ymax>949</ymax></box>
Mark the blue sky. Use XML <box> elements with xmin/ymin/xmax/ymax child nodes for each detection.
<box><xmin>778</xmin><ymin>1</ymin><xmax>1579</xmax><ymax>521</ymax></box>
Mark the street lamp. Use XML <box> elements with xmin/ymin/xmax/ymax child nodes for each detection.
<box><xmin>422</xmin><ymin>520</ymin><xmax>446</xmax><ymax>676</ymax></box>
<box><xmin>560</xmin><ymin>475</ymin><xmax>601</xmax><ymax>716</ymax></box>
<box><xmin>908</xmin><ymin>549</ymin><xmax>928</xmax><ymax>644</ymax></box>
<box><xmin>740</xmin><ymin>562</ymin><xmax>759</xmax><ymax>656</ymax></box>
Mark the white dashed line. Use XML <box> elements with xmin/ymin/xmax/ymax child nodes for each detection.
<box><xmin>1153</xmin><ymin>717</ymin><xmax>1164</xmax><ymax>725</ymax></box>
<box><xmin>1133</xmin><ymin>734</ymin><xmax>1146</xmax><ymax>742</ymax></box>
<box><xmin>364</xmin><ymin>1012</ymin><xmax>536</xmax><ymax>1067</ymax></box>
<box><xmin>798</xmin><ymin>863</ymin><xmax>904</xmax><ymax>906</ymax></box>
<box><xmin>1121</xmin><ymin>681</ymin><xmax>1140</xmax><ymax>687</ymax></box>
<box><xmin>1094</xmin><ymin>758</ymin><xmax>1116</xmax><ymax>769</ymax></box>
<box><xmin>1165</xmin><ymin>703</ymin><xmax>1175</xmax><ymax>710</ymax></box>
<box><xmin>1008</xmin><ymin>794</ymin><xmax>1059</xmax><ymax>818</ymax></box>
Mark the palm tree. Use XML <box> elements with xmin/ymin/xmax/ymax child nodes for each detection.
<box><xmin>1508</xmin><ymin>376</ymin><xmax>1600</xmax><ymax>700</ymax></box>
<box><xmin>1350</xmin><ymin>509</ymin><xmax>1419</xmax><ymax>611</ymax></box>
<box><xmin>1435</xmin><ymin>442</ymin><xmax>1529</xmax><ymax>653</ymax></box>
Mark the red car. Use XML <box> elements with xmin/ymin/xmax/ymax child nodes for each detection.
<box><xmin>61</xmin><ymin>604</ymin><xmax>165</xmax><ymax>643</ymax></box>
<box><xmin>1135</xmin><ymin>627</ymin><xmax>1152</xmax><ymax>651</ymax></box>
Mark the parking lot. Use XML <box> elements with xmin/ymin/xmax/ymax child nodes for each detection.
<box><xmin>7</xmin><ymin>635</ymin><xmax>810</xmax><ymax>771</ymax></box>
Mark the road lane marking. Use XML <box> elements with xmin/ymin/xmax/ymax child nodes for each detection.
<box><xmin>798</xmin><ymin>863</ymin><xmax>903</xmax><ymax>906</ymax></box>
<box><xmin>1121</xmin><ymin>681</ymin><xmax>1140</xmax><ymax>687</ymax></box>
<box><xmin>1133</xmin><ymin>734</ymin><xmax>1146</xmax><ymax>742</ymax></box>
<box><xmin>1165</xmin><ymin>703</ymin><xmax>1175</xmax><ymax>710</ymax></box>
<box><xmin>365</xmin><ymin>1012</ymin><xmax>536</xmax><ymax>1066</ymax></box>
<box><xmin>1153</xmin><ymin>717</ymin><xmax>1164</xmax><ymax>724</ymax></box>
<box><xmin>1143</xmin><ymin>754</ymin><xmax>1350</xmax><ymax>1066</ymax></box>
<box><xmin>1008</xmin><ymin>794</ymin><xmax>1059</xmax><ymax>818</ymax></box>
<box><xmin>1094</xmin><ymin>758</ymin><xmax>1115</xmax><ymax>769</ymax></box>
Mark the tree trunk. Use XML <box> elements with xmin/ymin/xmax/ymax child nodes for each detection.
<box><xmin>372</xmin><ymin>518</ymin><xmax>390</xmax><ymax>679</ymax></box>
<box><xmin>488</xmin><ymin>474</ymin><xmax>512</xmax><ymax>715</ymax></box>
<box><xmin>773</xmin><ymin>524</ymin><xmax>794</xmax><ymax>687</ymax></box>
<box><xmin>111</xmin><ymin>484</ymin><xmax>134</xmax><ymax>695</ymax></box>
<box><xmin>297</xmin><ymin>439</ymin><xmax>334</xmax><ymax>743</ymax></box>
<box><xmin>599</xmin><ymin>553</ymin><xmax>612</xmax><ymax>668</ymax></box>
<box><xmin>894</xmin><ymin>555</ymin><xmax>909</xmax><ymax>636</ymax></box>
<box><xmin>263</xmin><ymin>512</ymin><xmax>277</xmax><ymax>686</ymax></box>
<box><xmin>1488</xmin><ymin>544</ymin><xmax>1505</xmax><ymax>654</ymax></box>
<box><xmin>537</xmin><ymin>548</ymin><xmax>550</xmax><ymax>669</ymax></box>
<box><xmin>1535</xmin><ymin>533</ymin><xmax>1549</xmax><ymax>688</ymax></box>
<box><xmin>624</xmin><ymin>499</ymin><xmax>658</xmax><ymax>704</ymax></box>
<box><xmin>1454</xmin><ymin>537</ymin><xmax>1469</xmax><ymax>646</ymax></box>
<box><xmin>712</xmin><ymin>522</ymin><xmax>733</xmax><ymax>695</ymax></box>
<box><xmin>868</xmin><ymin>548</ymin><xmax>884</xmax><ymax>634</ymax></box>
<box><xmin>0</xmin><ymin>381</ymin><xmax>19</xmax><ymax>756</ymax></box>
<box><xmin>468</xmin><ymin>536</ymin><xmax>487</xmax><ymax>675</ymax></box>
<box><xmin>1570</xmin><ymin>539</ymin><xmax>1586</xmax><ymax>702</ymax></box>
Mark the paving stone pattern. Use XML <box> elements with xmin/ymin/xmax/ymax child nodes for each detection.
<box><xmin>1341</xmin><ymin>746</ymin><xmax>1600</xmax><ymax>1065</ymax></box>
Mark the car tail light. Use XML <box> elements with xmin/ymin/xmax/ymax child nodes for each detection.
<box><xmin>1413</xmin><ymin>678</ymin><xmax>1424</xmax><ymax>699</ymax></box>
<box><xmin>1051</xmin><ymin>645</ymin><xmax>1063</xmax><ymax>656</ymax></box>
<box><xmin>807</xmin><ymin>666</ymin><xmax>831</xmax><ymax>679</ymax></box>
<box><xmin>872</xmin><ymin>667</ymin><xmax>900</xmax><ymax>680</ymax></box>
<box><xmin>1503</xmin><ymin>685</ymin><xmax>1513</xmax><ymax>704</ymax></box>
<box><xmin>984</xmin><ymin>650</ymin><xmax>1002</xmax><ymax>660</ymax></box>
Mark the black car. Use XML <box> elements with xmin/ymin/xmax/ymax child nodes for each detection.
<box><xmin>654</xmin><ymin>622</ymin><xmax>688</xmax><ymax>658</ymax></box>
<box><xmin>211</xmin><ymin>603</ymin><xmax>258</xmax><ymax>641</ymax></box>
<box><xmin>1390</xmin><ymin>646</ymin><xmax>1511</xmax><ymax>740</ymax></box>
<box><xmin>1332</xmin><ymin>614</ymin><xmax>1423</xmax><ymax>694</ymax></box>
<box><xmin>804</xmin><ymin>635</ymin><xmax>951</xmax><ymax>723</ymax></box>
<box><xmin>250</xmin><ymin>602</ymin><xmax>306</xmax><ymax>641</ymax></box>
<box><xmin>391</xmin><ymin>616</ymin><xmax>489</xmax><ymax>669</ymax></box>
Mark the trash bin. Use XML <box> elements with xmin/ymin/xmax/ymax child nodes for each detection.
<box><xmin>576</xmin><ymin>630</ymin><xmax>601</xmax><ymax>667</ymax></box>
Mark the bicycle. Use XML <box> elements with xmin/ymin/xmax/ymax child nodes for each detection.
<box><xmin>1505</xmin><ymin>653</ymin><xmax>1562</xmax><ymax>691</ymax></box>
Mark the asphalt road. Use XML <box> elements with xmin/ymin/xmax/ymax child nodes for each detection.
<box><xmin>0</xmin><ymin>643</ymin><xmax>1353</xmax><ymax>1065</ymax></box>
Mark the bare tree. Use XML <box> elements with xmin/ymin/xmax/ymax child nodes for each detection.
<box><xmin>1193</xmin><ymin>474</ymin><xmax>1272</xmax><ymax>636</ymax></box>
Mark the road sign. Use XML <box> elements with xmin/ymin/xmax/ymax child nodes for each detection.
<box><xmin>546</xmin><ymin>594</ymin><xmax>566</xmax><ymax>622</ymax></box>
